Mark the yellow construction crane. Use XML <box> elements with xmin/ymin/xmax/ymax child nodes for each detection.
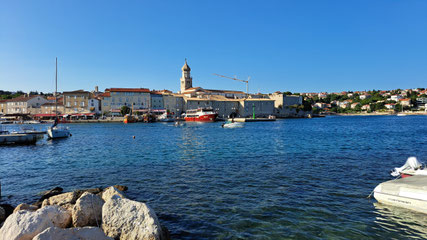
<box><xmin>213</xmin><ymin>73</ymin><xmax>250</xmax><ymax>95</ymax></box>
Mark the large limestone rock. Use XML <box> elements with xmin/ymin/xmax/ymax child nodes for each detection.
<box><xmin>102</xmin><ymin>196</ymin><xmax>165</xmax><ymax>240</ymax></box>
<box><xmin>0</xmin><ymin>205</ymin><xmax>71</xmax><ymax>240</ymax></box>
<box><xmin>42</xmin><ymin>191</ymin><xmax>79</xmax><ymax>214</ymax></box>
<box><xmin>13</xmin><ymin>203</ymin><xmax>38</xmax><ymax>213</ymax></box>
<box><xmin>34</xmin><ymin>187</ymin><xmax>63</xmax><ymax>208</ymax></box>
<box><xmin>72</xmin><ymin>192</ymin><xmax>104</xmax><ymax>227</ymax></box>
<box><xmin>33</xmin><ymin>226</ymin><xmax>113</xmax><ymax>240</ymax></box>
<box><xmin>102</xmin><ymin>186</ymin><xmax>125</xmax><ymax>202</ymax></box>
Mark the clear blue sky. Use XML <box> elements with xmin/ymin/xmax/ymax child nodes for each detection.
<box><xmin>1</xmin><ymin>0</ymin><xmax>426</xmax><ymax>94</ymax></box>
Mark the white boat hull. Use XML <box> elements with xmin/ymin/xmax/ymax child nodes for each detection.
<box><xmin>47</xmin><ymin>127</ymin><xmax>70</xmax><ymax>139</ymax></box>
<box><xmin>222</xmin><ymin>122</ymin><xmax>244</xmax><ymax>128</ymax></box>
<box><xmin>373</xmin><ymin>175</ymin><xmax>427</xmax><ymax>214</ymax></box>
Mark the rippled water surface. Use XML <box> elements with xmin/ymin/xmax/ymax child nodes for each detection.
<box><xmin>1</xmin><ymin>115</ymin><xmax>427</xmax><ymax>239</ymax></box>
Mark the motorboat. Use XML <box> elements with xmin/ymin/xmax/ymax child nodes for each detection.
<box><xmin>157</xmin><ymin>112</ymin><xmax>175</xmax><ymax>122</ymax></box>
<box><xmin>373</xmin><ymin>175</ymin><xmax>427</xmax><ymax>214</ymax></box>
<box><xmin>123</xmin><ymin>114</ymin><xmax>137</xmax><ymax>124</ymax></box>
<box><xmin>390</xmin><ymin>157</ymin><xmax>427</xmax><ymax>178</ymax></box>
<box><xmin>221</xmin><ymin>120</ymin><xmax>244</xmax><ymax>128</ymax></box>
<box><xmin>373</xmin><ymin>157</ymin><xmax>427</xmax><ymax>214</ymax></box>
<box><xmin>184</xmin><ymin>108</ymin><xmax>217</xmax><ymax>122</ymax></box>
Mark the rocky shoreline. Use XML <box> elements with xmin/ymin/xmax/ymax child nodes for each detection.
<box><xmin>0</xmin><ymin>185</ymin><xmax>170</xmax><ymax>240</ymax></box>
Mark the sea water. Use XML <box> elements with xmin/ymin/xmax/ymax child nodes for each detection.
<box><xmin>1</xmin><ymin>115</ymin><xmax>426</xmax><ymax>239</ymax></box>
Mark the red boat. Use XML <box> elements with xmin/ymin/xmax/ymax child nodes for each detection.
<box><xmin>184</xmin><ymin>108</ymin><xmax>218</xmax><ymax>122</ymax></box>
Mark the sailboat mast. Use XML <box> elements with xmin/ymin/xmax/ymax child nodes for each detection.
<box><xmin>55</xmin><ymin>57</ymin><xmax>58</xmax><ymax>117</ymax></box>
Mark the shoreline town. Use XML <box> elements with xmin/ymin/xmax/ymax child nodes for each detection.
<box><xmin>1</xmin><ymin>61</ymin><xmax>426</xmax><ymax>124</ymax></box>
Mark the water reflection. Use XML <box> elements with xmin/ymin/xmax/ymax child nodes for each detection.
<box><xmin>373</xmin><ymin>202</ymin><xmax>427</xmax><ymax>239</ymax></box>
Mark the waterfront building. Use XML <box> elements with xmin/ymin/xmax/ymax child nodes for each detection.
<box><xmin>101</xmin><ymin>88</ymin><xmax>151</xmax><ymax>115</ymax></box>
<box><xmin>0</xmin><ymin>99</ymin><xmax>7</xmax><ymax>114</ymax></box>
<box><xmin>41</xmin><ymin>102</ymin><xmax>65</xmax><ymax>114</ymax></box>
<box><xmin>268</xmin><ymin>92</ymin><xmax>303</xmax><ymax>117</ymax></box>
<box><xmin>361</xmin><ymin>104</ymin><xmax>371</xmax><ymax>111</ymax></box>
<box><xmin>351</xmin><ymin>103</ymin><xmax>360</xmax><ymax>109</ymax></box>
<box><xmin>163</xmin><ymin>93</ymin><xmax>184</xmax><ymax>116</ymax></box>
<box><xmin>88</xmin><ymin>98</ymin><xmax>101</xmax><ymax>114</ymax></box>
<box><xmin>5</xmin><ymin>95</ymin><xmax>48</xmax><ymax>114</ymax></box>
<box><xmin>238</xmin><ymin>98</ymin><xmax>275</xmax><ymax>118</ymax></box>
<box><xmin>63</xmin><ymin>90</ymin><xmax>91</xmax><ymax>114</ymax></box>
<box><xmin>150</xmin><ymin>92</ymin><xmax>164</xmax><ymax>110</ymax></box>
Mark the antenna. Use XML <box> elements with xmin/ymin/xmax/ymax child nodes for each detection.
<box><xmin>212</xmin><ymin>73</ymin><xmax>250</xmax><ymax>95</ymax></box>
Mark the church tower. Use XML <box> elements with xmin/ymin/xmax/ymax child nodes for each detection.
<box><xmin>180</xmin><ymin>59</ymin><xmax>192</xmax><ymax>93</ymax></box>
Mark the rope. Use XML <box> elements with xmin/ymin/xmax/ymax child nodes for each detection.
<box><xmin>367</xmin><ymin>174</ymin><xmax>401</xmax><ymax>198</ymax></box>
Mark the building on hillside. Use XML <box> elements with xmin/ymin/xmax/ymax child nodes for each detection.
<box><xmin>63</xmin><ymin>90</ymin><xmax>91</xmax><ymax>114</ymax></box>
<box><xmin>351</xmin><ymin>103</ymin><xmax>360</xmax><ymax>109</ymax></box>
<box><xmin>5</xmin><ymin>95</ymin><xmax>48</xmax><ymax>114</ymax></box>
<box><xmin>399</xmin><ymin>98</ymin><xmax>411</xmax><ymax>107</ymax></box>
<box><xmin>360</xmin><ymin>94</ymin><xmax>371</xmax><ymax>100</ymax></box>
<box><xmin>101</xmin><ymin>88</ymin><xmax>151</xmax><ymax>115</ymax></box>
<box><xmin>384</xmin><ymin>103</ymin><xmax>396</xmax><ymax>110</ymax></box>
<box><xmin>361</xmin><ymin>104</ymin><xmax>371</xmax><ymax>111</ymax></box>
<box><xmin>390</xmin><ymin>95</ymin><xmax>403</xmax><ymax>101</ymax></box>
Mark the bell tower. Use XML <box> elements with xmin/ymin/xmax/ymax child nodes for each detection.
<box><xmin>180</xmin><ymin>59</ymin><xmax>192</xmax><ymax>93</ymax></box>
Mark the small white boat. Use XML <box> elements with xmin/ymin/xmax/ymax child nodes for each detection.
<box><xmin>221</xmin><ymin>121</ymin><xmax>244</xmax><ymax>128</ymax></box>
<box><xmin>47</xmin><ymin>126</ymin><xmax>70</xmax><ymax>139</ymax></box>
<box><xmin>373</xmin><ymin>175</ymin><xmax>427</xmax><ymax>214</ymax></box>
<box><xmin>397</xmin><ymin>113</ymin><xmax>406</xmax><ymax>117</ymax></box>
<box><xmin>373</xmin><ymin>157</ymin><xmax>427</xmax><ymax>214</ymax></box>
<box><xmin>47</xmin><ymin>58</ymin><xmax>71</xmax><ymax>140</ymax></box>
<box><xmin>158</xmin><ymin>112</ymin><xmax>175</xmax><ymax>122</ymax></box>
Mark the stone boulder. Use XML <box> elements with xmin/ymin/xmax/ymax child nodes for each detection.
<box><xmin>33</xmin><ymin>226</ymin><xmax>113</xmax><ymax>240</ymax></box>
<box><xmin>34</xmin><ymin>187</ymin><xmax>63</xmax><ymax>208</ymax></box>
<box><xmin>102</xmin><ymin>196</ymin><xmax>165</xmax><ymax>240</ymax></box>
<box><xmin>101</xmin><ymin>186</ymin><xmax>125</xmax><ymax>202</ymax></box>
<box><xmin>0</xmin><ymin>205</ymin><xmax>71</xmax><ymax>240</ymax></box>
<box><xmin>112</xmin><ymin>185</ymin><xmax>128</xmax><ymax>192</ymax></box>
<box><xmin>13</xmin><ymin>203</ymin><xmax>38</xmax><ymax>213</ymax></box>
<box><xmin>42</xmin><ymin>191</ymin><xmax>79</xmax><ymax>213</ymax></box>
<box><xmin>0</xmin><ymin>204</ymin><xmax>15</xmax><ymax>221</ymax></box>
<box><xmin>72</xmin><ymin>192</ymin><xmax>104</xmax><ymax>227</ymax></box>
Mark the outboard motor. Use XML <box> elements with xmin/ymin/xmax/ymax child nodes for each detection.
<box><xmin>391</xmin><ymin>157</ymin><xmax>422</xmax><ymax>177</ymax></box>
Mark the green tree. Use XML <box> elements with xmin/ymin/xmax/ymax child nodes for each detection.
<box><xmin>120</xmin><ymin>105</ymin><xmax>131</xmax><ymax>116</ymax></box>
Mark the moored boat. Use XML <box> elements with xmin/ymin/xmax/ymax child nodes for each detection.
<box><xmin>123</xmin><ymin>114</ymin><xmax>137</xmax><ymax>124</ymax></box>
<box><xmin>184</xmin><ymin>108</ymin><xmax>218</xmax><ymax>122</ymax></box>
<box><xmin>373</xmin><ymin>157</ymin><xmax>427</xmax><ymax>214</ymax></box>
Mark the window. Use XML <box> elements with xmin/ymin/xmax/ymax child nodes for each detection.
<box><xmin>81</xmin><ymin>102</ymin><xmax>85</xmax><ymax>107</ymax></box>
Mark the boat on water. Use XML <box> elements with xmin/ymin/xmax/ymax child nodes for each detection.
<box><xmin>397</xmin><ymin>113</ymin><xmax>407</xmax><ymax>117</ymax></box>
<box><xmin>47</xmin><ymin>58</ymin><xmax>71</xmax><ymax>139</ymax></box>
<box><xmin>373</xmin><ymin>157</ymin><xmax>427</xmax><ymax>214</ymax></box>
<box><xmin>157</xmin><ymin>112</ymin><xmax>175</xmax><ymax>122</ymax></box>
<box><xmin>221</xmin><ymin>119</ymin><xmax>244</xmax><ymax>128</ymax></box>
<box><xmin>184</xmin><ymin>108</ymin><xmax>218</xmax><ymax>122</ymax></box>
<box><xmin>123</xmin><ymin>114</ymin><xmax>137</xmax><ymax>124</ymax></box>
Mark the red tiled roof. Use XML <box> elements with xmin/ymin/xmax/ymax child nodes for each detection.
<box><xmin>6</xmin><ymin>95</ymin><xmax>40</xmax><ymax>102</ymax></box>
<box><xmin>106</xmin><ymin>88</ymin><xmax>150</xmax><ymax>93</ymax></box>
<box><xmin>399</xmin><ymin>98</ymin><xmax>410</xmax><ymax>101</ymax></box>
